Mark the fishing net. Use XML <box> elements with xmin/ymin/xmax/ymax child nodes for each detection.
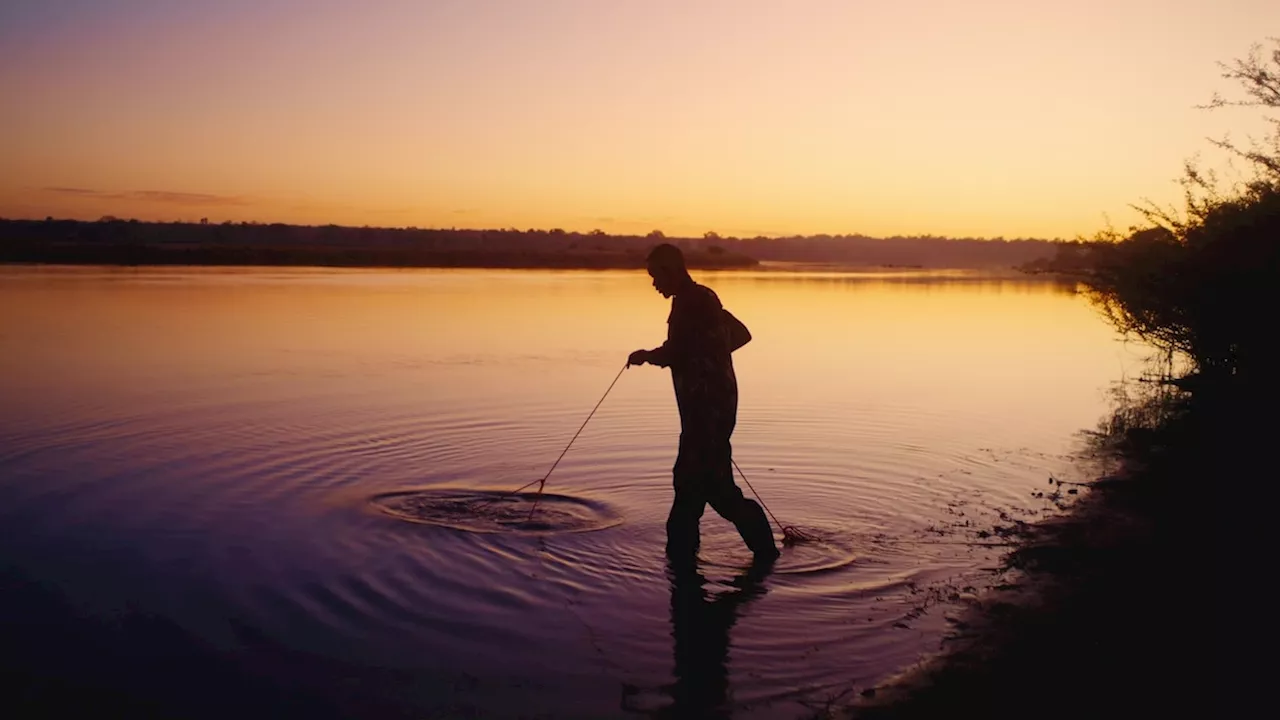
<box><xmin>371</xmin><ymin>488</ymin><xmax>623</xmax><ymax>535</ymax></box>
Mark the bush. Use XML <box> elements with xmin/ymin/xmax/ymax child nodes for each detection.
<box><xmin>1077</xmin><ymin>40</ymin><xmax>1280</xmax><ymax>392</ymax></box>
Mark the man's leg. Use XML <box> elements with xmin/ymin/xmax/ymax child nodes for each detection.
<box><xmin>704</xmin><ymin>439</ymin><xmax>780</xmax><ymax>560</ymax></box>
<box><xmin>666</xmin><ymin>488</ymin><xmax>705</xmax><ymax>562</ymax></box>
<box><xmin>666</xmin><ymin>434</ymin><xmax>707</xmax><ymax>562</ymax></box>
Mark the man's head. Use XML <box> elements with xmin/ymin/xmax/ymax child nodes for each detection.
<box><xmin>646</xmin><ymin>243</ymin><xmax>690</xmax><ymax>298</ymax></box>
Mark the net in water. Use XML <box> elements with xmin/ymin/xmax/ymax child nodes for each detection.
<box><xmin>371</xmin><ymin>488</ymin><xmax>623</xmax><ymax>535</ymax></box>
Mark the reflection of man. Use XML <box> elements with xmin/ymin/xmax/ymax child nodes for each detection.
<box><xmin>628</xmin><ymin>243</ymin><xmax>779</xmax><ymax>563</ymax></box>
<box><xmin>665</xmin><ymin>560</ymin><xmax>769</xmax><ymax>718</ymax></box>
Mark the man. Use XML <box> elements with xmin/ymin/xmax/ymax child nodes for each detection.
<box><xmin>628</xmin><ymin>243</ymin><xmax>780</xmax><ymax>563</ymax></box>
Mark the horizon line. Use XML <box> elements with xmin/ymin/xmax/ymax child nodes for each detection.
<box><xmin>0</xmin><ymin>215</ymin><xmax>1070</xmax><ymax>244</ymax></box>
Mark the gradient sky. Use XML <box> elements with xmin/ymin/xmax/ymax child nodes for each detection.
<box><xmin>2</xmin><ymin>1</ymin><xmax>1277</xmax><ymax>238</ymax></box>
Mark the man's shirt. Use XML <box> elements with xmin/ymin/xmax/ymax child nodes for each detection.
<box><xmin>647</xmin><ymin>282</ymin><xmax>741</xmax><ymax>438</ymax></box>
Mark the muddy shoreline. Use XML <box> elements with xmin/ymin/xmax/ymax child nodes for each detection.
<box><xmin>825</xmin><ymin>385</ymin><xmax>1231</xmax><ymax>720</ymax></box>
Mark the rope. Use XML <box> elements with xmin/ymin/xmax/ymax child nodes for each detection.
<box><xmin>732</xmin><ymin>458</ymin><xmax>817</xmax><ymax>543</ymax></box>
<box><xmin>525</xmin><ymin>363</ymin><xmax>629</xmax><ymax>519</ymax></box>
<box><xmin>537</xmin><ymin>364</ymin><xmax>628</xmax><ymax>490</ymax></box>
<box><xmin>477</xmin><ymin>363</ymin><xmax>628</xmax><ymax>519</ymax></box>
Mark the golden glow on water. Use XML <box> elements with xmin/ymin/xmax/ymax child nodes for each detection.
<box><xmin>1</xmin><ymin>267</ymin><xmax>1125</xmax><ymax>435</ymax></box>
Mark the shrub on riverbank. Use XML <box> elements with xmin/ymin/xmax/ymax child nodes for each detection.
<box><xmin>1038</xmin><ymin>39</ymin><xmax>1280</xmax><ymax>399</ymax></box>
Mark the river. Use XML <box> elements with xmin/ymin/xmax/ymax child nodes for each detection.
<box><xmin>0</xmin><ymin>266</ymin><xmax>1141</xmax><ymax>718</ymax></box>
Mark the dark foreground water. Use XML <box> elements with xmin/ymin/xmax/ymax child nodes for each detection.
<box><xmin>0</xmin><ymin>267</ymin><xmax>1140</xmax><ymax>718</ymax></box>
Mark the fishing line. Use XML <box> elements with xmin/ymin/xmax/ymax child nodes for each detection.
<box><xmin>524</xmin><ymin>363</ymin><xmax>630</xmax><ymax>519</ymax></box>
<box><xmin>732</xmin><ymin>458</ymin><xmax>818</xmax><ymax>544</ymax></box>
<box><xmin>476</xmin><ymin>364</ymin><xmax>629</xmax><ymax>516</ymax></box>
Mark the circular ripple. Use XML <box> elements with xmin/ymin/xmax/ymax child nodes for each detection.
<box><xmin>697</xmin><ymin>528</ymin><xmax>858</xmax><ymax>575</ymax></box>
<box><xmin>370</xmin><ymin>488</ymin><xmax>624</xmax><ymax>535</ymax></box>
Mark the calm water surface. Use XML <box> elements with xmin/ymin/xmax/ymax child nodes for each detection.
<box><xmin>0</xmin><ymin>267</ymin><xmax>1140</xmax><ymax>718</ymax></box>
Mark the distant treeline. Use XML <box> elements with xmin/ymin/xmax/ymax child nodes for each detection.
<box><xmin>0</xmin><ymin>219</ymin><xmax>757</xmax><ymax>270</ymax></box>
<box><xmin>732</xmin><ymin>234</ymin><xmax>1059</xmax><ymax>268</ymax></box>
<box><xmin>0</xmin><ymin>218</ymin><xmax>1060</xmax><ymax>270</ymax></box>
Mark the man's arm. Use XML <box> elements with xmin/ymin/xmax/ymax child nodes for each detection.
<box><xmin>724</xmin><ymin>308</ymin><xmax>751</xmax><ymax>352</ymax></box>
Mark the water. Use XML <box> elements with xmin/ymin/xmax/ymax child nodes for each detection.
<box><xmin>0</xmin><ymin>266</ymin><xmax>1141</xmax><ymax>718</ymax></box>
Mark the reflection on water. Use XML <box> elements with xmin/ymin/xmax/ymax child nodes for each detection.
<box><xmin>0</xmin><ymin>266</ymin><xmax>1140</xmax><ymax>718</ymax></box>
<box><xmin>664</xmin><ymin>561</ymin><xmax>770</xmax><ymax>718</ymax></box>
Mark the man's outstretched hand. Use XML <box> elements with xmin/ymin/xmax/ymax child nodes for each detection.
<box><xmin>627</xmin><ymin>349</ymin><xmax>650</xmax><ymax>367</ymax></box>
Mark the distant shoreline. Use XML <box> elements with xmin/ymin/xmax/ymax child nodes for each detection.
<box><xmin>0</xmin><ymin>260</ymin><xmax>1066</xmax><ymax>281</ymax></box>
<box><xmin>1</xmin><ymin>218</ymin><xmax>1061</xmax><ymax>272</ymax></box>
<box><xmin>0</xmin><ymin>247</ymin><xmax>756</xmax><ymax>271</ymax></box>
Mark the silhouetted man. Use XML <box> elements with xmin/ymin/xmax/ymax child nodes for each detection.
<box><xmin>629</xmin><ymin>243</ymin><xmax>780</xmax><ymax>563</ymax></box>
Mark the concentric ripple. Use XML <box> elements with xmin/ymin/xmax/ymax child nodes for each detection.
<box><xmin>370</xmin><ymin>488</ymin><xmax>624</xmax><ymax>534</ymax></box>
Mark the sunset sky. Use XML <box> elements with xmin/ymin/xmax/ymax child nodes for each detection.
<box><xmin>2</xmin><ymin>0</ymin><xmax>1277</xmax><ymax>239</ymax></box>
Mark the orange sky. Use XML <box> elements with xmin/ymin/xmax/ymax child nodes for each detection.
<box><xmin>2</xmin><ymin>0</ymin><xmax>1277</xmax><ymax>238</ymax></box>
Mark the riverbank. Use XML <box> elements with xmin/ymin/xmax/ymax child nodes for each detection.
<box><xmin>830</xmin><ymin>379</ymin><xmax>1236</xmax><ymax>720</ymax></box>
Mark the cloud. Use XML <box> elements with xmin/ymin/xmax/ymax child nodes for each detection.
<box><xmin>43</xmin><ymin>187</ymin><xmax>101</xmax><ymax>196</ymax></box>
<box><xmin>127</xmin><ymin>190</ymin><xmax>249</xmax><ymax>206</ymax></box>
<box><xmin>284</xmin><ymin>199</ymin><xmax>416</xmax><ymax>216</ymax></box>
<box><xmin>580</xmin><ymin>215</ymin><xmax>681</xmax><ymax>231</ymax></box>
<box><xmin>42</xmin><ymin>187</ymin><xmax>249</xmax><ymax>206</ymax></box>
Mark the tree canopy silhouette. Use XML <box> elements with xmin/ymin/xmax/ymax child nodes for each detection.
<box><xmin>1043</xmin><ymin>39</ymin><xmax>1280</xmax><ymax>391</ymax></box>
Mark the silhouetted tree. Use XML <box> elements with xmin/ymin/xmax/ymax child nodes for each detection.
<box><xmin>1077</xmin><ymin>39</ymin><xmax>1280</xmax><ymax>390</ymax></box>
<box><xmin>1201</xmin><ymin>38</ymin><xmax>1280</xmax><ymax>182</ymax></box>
